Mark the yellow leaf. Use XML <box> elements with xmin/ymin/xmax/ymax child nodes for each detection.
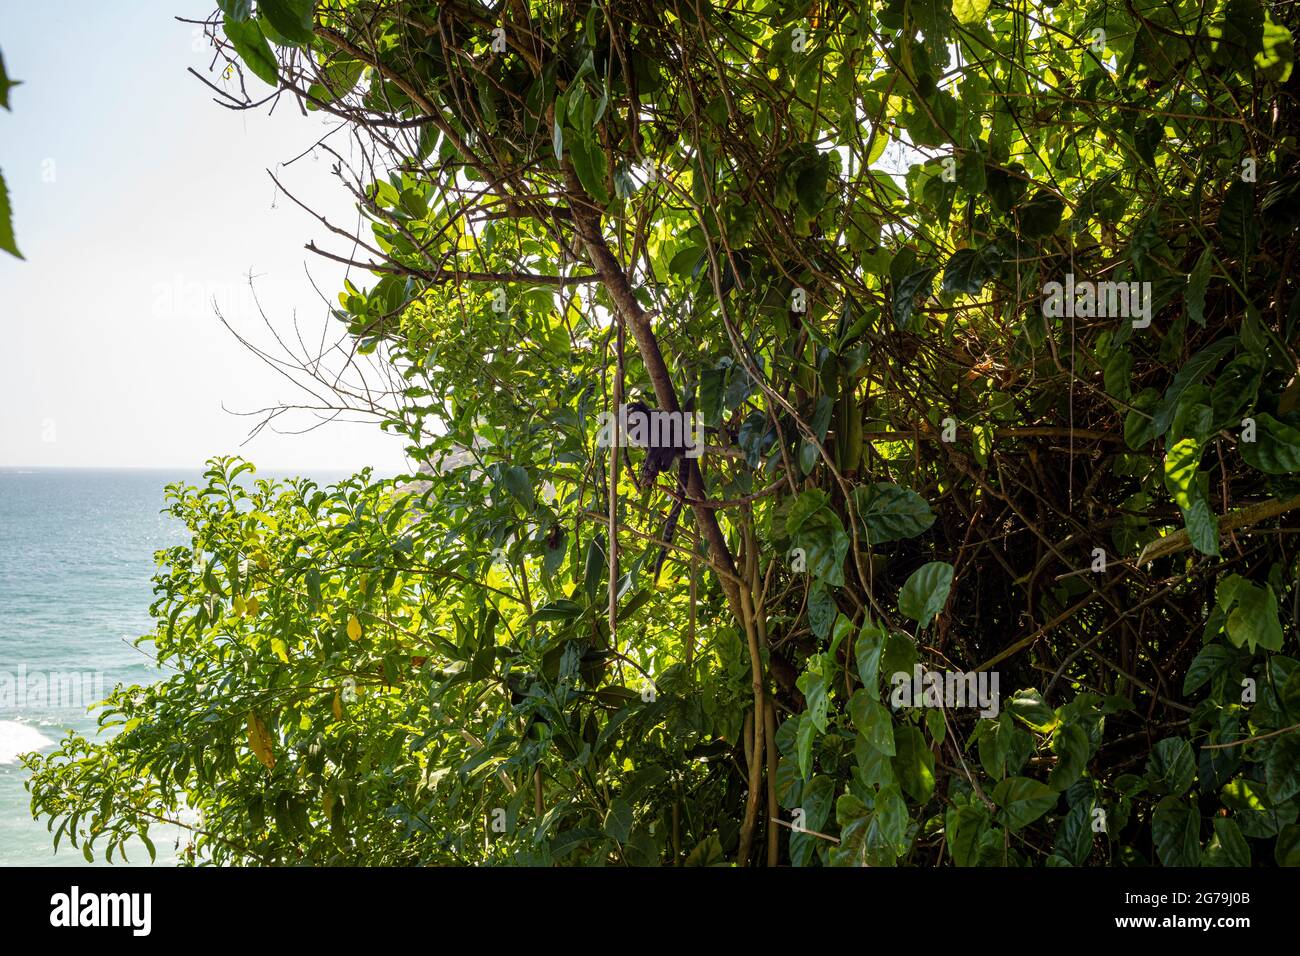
<box><xmin>233</xmin><ymin>595</ymin><xmax>246</xmax><ymax>616</ymax></box>
<box><xmin>247</xmin><ymin>711</ymin><xmax>276</xmax><ymax>769</ymax></box>
<box><xmin>347</xmin><ymin>614</ymin><xmax>362</xmax><ymax>641</ymax></box>
<box><xmin>332</xmin><ymin>690</ymin><xmax>343</xmax><ymax>720</ymax></box>
<box><xmin>246</xmin><ymin>595</ymin><xmax>260</xmax><ymax>616</ymax></box>
<box><xmin>271</xmin><ymin>638</ymin><xmax>288</xmax><ymax>663</ymax></box>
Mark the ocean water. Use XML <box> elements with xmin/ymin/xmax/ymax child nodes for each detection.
<box><xmin>0</xmin><ymin>468</ymin><xmax>344</xmax><ymax>866</ymax></box>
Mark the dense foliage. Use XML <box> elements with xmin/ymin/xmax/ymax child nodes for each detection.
<box><xmin>26</xmin><ymin>0</ymin><xmax>1300</xmax><ymax>866</ymax></box>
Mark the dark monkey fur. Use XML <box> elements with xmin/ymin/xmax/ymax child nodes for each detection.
<box><xmin>623</xmin><ymin>400</ymin><xmax>693</xmax><ymax>582</ymax></box>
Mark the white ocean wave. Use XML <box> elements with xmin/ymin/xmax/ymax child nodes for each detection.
<box><xmin>0</xmin><ymin>720</ymin><xmax>55</xmax><ymax>765</ymax></box>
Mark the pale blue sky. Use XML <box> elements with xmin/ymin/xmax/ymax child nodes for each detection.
<box><xmin>0</xmin><ymin>2</ymin><xmax>411</xmax><ymax>471</ymax></box>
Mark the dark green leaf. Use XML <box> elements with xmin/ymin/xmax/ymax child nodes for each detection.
<box><xmin>1240</xmin><ymin>413</ymin><xmax>1300</xmax><ymax>473</ymax></box>
<box><xmin>223</xmin><ymin>15</ymin><xmax>279</xmax><ymax>87</ymax></box>
<box><xmin>1017</xmin><ymin>190</ymin><xmax>1064</xmax><ymax>238</ymax></box>
<box><xmin>892</xmin><ymin>267</ymin><xmax>938</xmax><ymax>331</ymax></box>
<box><xmin>992</xmin><ymin>776</ymin><xmax>1058</xmax><ymax>831</ymax></box>
<box><xmin>1145</xmin><ymin>737</ymin><xmax>1196</xmax><ymax>795</ymax></box>
<box><xmin>257</xmin><ymin>0</ymin><xmax>315</xmax><ymax>45</ymax></box>
<box><xmin>1151</xmin><ymin>796</ymin><xmax>1201</xmax><ymax>866</ymax></box>
<box><xmin>897</xmin><ymin>561</ymin><xmax>953</xmax><ymax>628</ymax></box>
<box><xmin>893</xmin><ymin>724</ymin><xmax>935</xmax><ymax>803</ymax></box>
<box><xmin>0</xmin><ymin>170</ymin><xmax>20</xmax><ymax>259</ymax></box>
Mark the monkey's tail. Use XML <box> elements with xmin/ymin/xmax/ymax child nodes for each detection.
<box><xmin>652</xmin><ymin>495</ymin><xmax>684</xmax><ymax>583</ymax></box>
<box><xmin>650</xmin><ymin>463</ymin><xmax>691</xmax><ymax>582</ymax></box>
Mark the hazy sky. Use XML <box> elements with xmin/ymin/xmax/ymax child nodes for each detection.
<box><xmin>0</xmin><ymin>2</ymin><xmax>411</xmax><ymax>472</ymax></box>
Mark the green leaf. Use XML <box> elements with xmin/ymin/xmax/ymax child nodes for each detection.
<box><xmin>551</xmin><ymin>94</ymin><xmax>566</xmax><ymax>158</ymax></box>
<box><xmin>854</xmin><ymin>619</ymin><xmax>886</xmax><ymax>696</ymax></box>
<box><xmin>603</xmin><ymin>799</ymin><xmax>633</xmax><ymax>843</ymax></box>
<box><xmin>1153</xmin><ymin>337</ymin><xmax>1237</xmax><ymax>436</ymax></box>
<box><xmin>0</xmin><ymin>170</ymin><xmax>20</xmax><ymax>259</ymax></box>
<box><xmin>855</xmin><ymin>735</ymin><xmax>896</xmax><ymax>790</ymax></box>
<box><xmin>1163</xmin><ymin>438</ymin><xmax>1219</xmax><ymax>557</ymax></box>
<box><xmin>897</xmin><ymin>561</ymin><xmax>954</xmax><ymax>628</ymax></box>
<box><xmin>1216</xmin><ymin>574</ymin><xmax>1283</xmax><ymax>652</ymax></box>
<box><xmin>892</xmin><ymin>266</ymin><xmax>938</xmax><ymax>331</ymax></box>
<box><xmin>1277</xmin><ymin>823</ymin><xmax>1300</xmax><ymax>866</ymax></box>
<box><xmin>992</xmin><ymin>776</ymin><xmax>1058</xmax><ymax>831</ymax></box>
<box><xmin>796</xmin><ymin>714</ymin><xmax>816</xmax><ymax>781</ymax></box>
<box><xmin>1256</xmin><ymin>9</ymin><xmax>1295</xmax><ymax>82</ymax></box>
<box><xmin>223</xmin><ymin>15</ymin><xmax>279</xmax><ymax>87</ymax></box>
<box><xmin>138</xmin><ymin>830</ymin><xmax>157</xmax><ymax>864</ymax></box>
<box><xmin>1266</xmin><ymin>735</ymin><xmax>1300</xmax><ymax>804</ymax></box>
<box><xmin>1202</xmin><ymin>816</ymin><xmax>1251</xmax><ymax>867</ymax></box>
<box><xmin>1006</xmin><ymin>688</ymin><xmax>1059</xmax><ymax>732</ymax></box>
<box><xmin>1212</xmin><ymin>356</ymin><xmax>1263</xmax><ymax>426</ymax></box>
<box><xmin>946</xmin><ymin>803</ymin><xmax>990</xmax><ymax>866</ymax></box>
<box><xmin>1185</xmin><ymin>249</ymin><xmax>1212</xmax><ymax>327</ymax></box>
<box><xmin>568</xmin><ymin>133</ymin><xmax>609</xmax><ymax>204</ymax></box>
<box><xmin>217</xmin><ymin>0</ymin><xmax>253</xmax><ymax>21</ymax></box>
<box><xmin>870</xmin><ymin>783</ymin><xmax>910</xmax><ymax>857</ymax></box>
<box><xmin>1215</xmin><ymin>0</ymin><xmax>1265</xmax><ymax>76</ymax></box>
<box><xmin>1151</xmin><ymin>796</ymin><xmax>1201</xmax><ymax>866</ymax></box>
<box><xmin>775</xmin><ymin>756</ymin><xmax>803</xmax><ymax>810</ymax></box>
<box><xmin>787</xmin><ymin>489</ymin><xmax>831</xmax><ymax>535</ymax></box>
<box><xmin>795</xmin><ymin>151</ymin><xmax>831</xmax><ymax>217</ymax></box>
<box><xmin>798</xmin><ymin>655</ymin><xmax>830</xmax><ymax>734</ymax></box>
<box><xmin>881</xmin><ymin>631</ymin><xmax>918</xmax><ymax>688</ymax></box>
<box><xmin>836</xmin><ymin>792</ymin><xmax>869</xmax><ymax>828</ymax></box>
<box><xmin>1124</xmin><ymin>388</ymin><xmax>1162</xmax><ymax>449</ymax></box>
<box><xmin>808</xmin><ymin>580</ymin><xmax>838</xmax><ymax>639</ymax></box>
<box><xmin>0</xmin><ymin>48</ymin><xmax>20</xmax><ymax>110</ymax></box>
<box><xmin>1239</xmin><ymin>413</ymin><xmax>1300</xmax><ymax>473</ymax></box>
<box><xmin>1219</xmin><ymin>179</ymin><xmax>1259</xmax><ymax>258</ymax></box>
<box><xmin>1053</xmin><ymin>798</ymin><xmax>1094</xmax><ymax>866</ymax></box>
<box><xmin>582</xmin><ymin>536</ymin><xmax>605</xmax><ymax>604</ymax></box>
<box><xmin>1145</xmin><ymin>737</ymin><xmax>1196</xmax><ymax>795</ymax></box>
<box><xmin>1048</xmin><ymin>723</ymin><xmax>1090</xmax><ymax>791</ymax></box>
<box><xmin>549</xmin><ymin>826</ymin><xmax>602</xmax><ymax>860</ymax></box>
<box><xmin>529</xmin><ymin>600</ymin><xmax>582</xmax><ymax>623</ymax></box>
<box><xmin>852</xmin><ymin>483</ymin><xmax>935</xmax><ymax>544</ymax></box>
<box><xmin>1017</xmin><ymin>190</ymin><xmax>1064</xmax><ymax>238</ymax></box>
<box><xmin>307</xmin><ymin>58</ymin><xmax>365</xmax><ymax>107</ymax></box>
<box><xmin>893</xmin><ymin>724</ymin><xmax>935</xmax><ymax>803</ymax></box>
<box><xmin>850</xmin><ymin>690</ymin><xmax>896</xmax><ymax>755</ymax></box>
<box><xmin>801</xmin><ymin>774</ymin><xmax>836</xmax><ymax>833</ymax></box>
<box><xmin>257</xmin><ymin>0</ymin><xmax>315</xmax><ymax>45</ymax></box>
<box><xmin>951</xmin><ymin>0</ymin><xmax>991</xmax><ymax>26</ymax></box>
<box><xmin>801</xmin><ymin>522</ymin><xmax>850</xmax><ymax>587</ymax></box>
<box><xmin>497</xmin><ymin>464</ymin><xmax>535</xmax><ymax>510</ymax></box>
<box><xmin>941</xmin><ymin>246</ymin><xmax>1000</xmax><ymax>296</ymax></box>
<box><xmin>1134</xmin><ymin>116</ymin><xmax>1163</xmax><ymax>167</ymax></box>
<box><xmin>977</xmin><ymin>712</ymin><xmax>1034</xmax><ymax>778</ymax></box>
<box><xmin>470</xmin><ymin>643</ymin><xmax>495</xmax><ymax>681</ymax></box>
<box><xmin>1183</xmin><ymin>644</ymin><xmax>1234</xmax><ymax>695</ymax></box>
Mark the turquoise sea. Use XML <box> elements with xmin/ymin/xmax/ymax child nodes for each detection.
<box><xmin>0</xmin><ymin>468</ymin><xmax>343</xmax><ymax>866</ymax></box>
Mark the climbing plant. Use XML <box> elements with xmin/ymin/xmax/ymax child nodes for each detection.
<box><xmin>26</xmin><ymin>0</ymin><xmax>1300</xmax><ymax>866</ymax></box>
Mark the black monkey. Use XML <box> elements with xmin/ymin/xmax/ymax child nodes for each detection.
<box><xmin>624</xmin><ymin>399</ymin><xmax>695</xmax><ymax>582</ymax></box>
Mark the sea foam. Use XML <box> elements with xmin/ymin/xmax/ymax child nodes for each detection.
<box><xmin>0</xmin><ymin>720</ymin><xmax>54</xmax><ymax>765</ymax></box>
